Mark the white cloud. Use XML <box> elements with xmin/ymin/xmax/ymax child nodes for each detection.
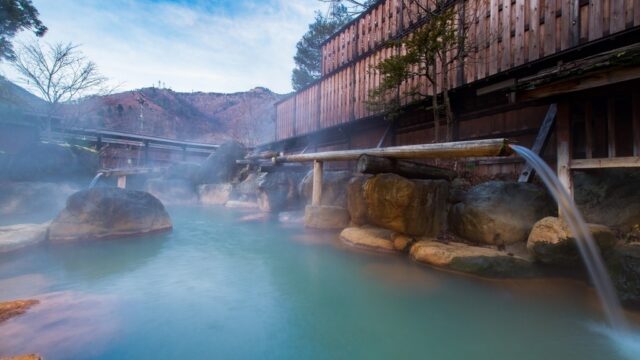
<box><xmin>0</xmin><ymin>0</ymin><xmax>323</xmax><ymax>94</ymax></box>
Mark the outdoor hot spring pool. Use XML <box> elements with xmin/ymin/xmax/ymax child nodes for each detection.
<box><xmin>1</xmin><ymin>206</ymin><xmax>639</xmax><ymax>359</ymax></box>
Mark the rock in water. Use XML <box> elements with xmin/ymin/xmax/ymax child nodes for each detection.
<box><xmin>363</xmin><ymin>174</ymin><xmax>448</xmax><ymax>236</ymax></box>
<box><xmin>0</xmin><ymin>299</ymin><xmax>39</xmax><ymax>323</ymax></box>
<box><xmin>197</xmin><ymin>141</ymin><xmax>246</xmax><ymax>184</ymax></box>
<box><xmin>448</xmin><ymin>181</ymin><xmax>555</xmax><ymax>245</ymax></box>
<box><xmin>304</xmin><ymin>205</ymin><xmax>350</xmax><ymax>229</ymax></box>
<box><xmin>48</xmin><ymin>188</ymin><xmax>172</xmax><ymax>242</ymax></box>
<box><xmin>299</xmin><ymin>170</ymin><xmax>352</xmax><ymax>207</ymax></box>
<box><xmin>606</xmin><ymin>242</ymin><xmax>640</xmax><ymax>304</ymax></box>
<box><xmin>0</xmin><ymin>223</ymin><xmax>49</xmax><ymax>253</ymax></box>
<box><xmin>198</xmin><ymin>183</ymin><xmax>233</xmax><ymax>205</ymax></box>
<box><xmin>527</xmin><ymin>217</ymin><xmax>616</xmax><ymax>265</ymax></box>
<box><xmin>340</xmin><ymin>226</ymin><xmax>413</xmax><ymax>252</ymax></box>
<box><xmin>346</xmin><ymin>175</ymin><xmax>371</xmax><ymax>226</ymax></box>
<box><xmin>574</xmin><ymin>169</ymin><xmax>640</xmax><ymax>232</ymax></box>
<box><xmin>410</xmin><ymin>240</ymin><xmax>534</xmax><ymax>277</ymax></box>
<box><xmin>257</xmin><ymin>172</ymin><xmax>303</xmax><ymax>212</ymax></box>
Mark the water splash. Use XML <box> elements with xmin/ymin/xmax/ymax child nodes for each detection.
<box><xmin>510</xmin><ymin>145</ymin><xmax>628</xmax><ymax>331</ymax></box>
<box><xmin>89</xmin><ymin>172</ymin><xmax>103</xmax><ymax>188</ymax></box>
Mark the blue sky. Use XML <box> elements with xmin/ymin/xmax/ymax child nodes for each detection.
<box><xmin>0</xmin><ymin>0</ymin><xmax>325</xmax><ymax>94</ymax></box>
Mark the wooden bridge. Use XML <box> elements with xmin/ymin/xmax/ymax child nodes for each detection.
<box><xmin>49</xmin><ymin>127</ymin><xmax>220</xmax><ymax>168</ymax></box>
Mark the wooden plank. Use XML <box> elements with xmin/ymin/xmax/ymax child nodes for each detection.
<box><xmin>608</xmin><ymin>97</ymin><xmax>616</xmax><ymax>157</ymax></box>
<box><xmin>610</xmin><ymin>0</ymin><xmax>626</xmax><ymax>33</ymax></box>
<box><xmin>490</xmin><ymin>0</ymin><xmax>500</xmax><ymax>75</ymax></box>
<box><xmin>544</xmin><ymin>0</ymin><xmax>557</xmax><ymax>56</ymax></box>
<box><xmin>561</xmin><ymin>0</ymin><xmax>571</xmax><ymax>50</ymax></box>
<box><xmin>635</xmin><ymin>0</ymin><xmax>640</xmax><ymax>25</ymax></box>
<box><xmin>518</xmin><ymin>103</ymin><xmax>557</xmax><ymax>182</ymax></box>
<box><xmin>556</xmin><ymin>102</ymin><xmax>573</xmax><ymax>206</ymax></box>
<box><xmin>515</xmin><ymin>0</ymin><xmax>525</xmax><ymax>66</ymax></box>
<box><xmin>570</xmin><ymin>156</ymin><xmax>640</xmax><ymax>168</ymax></box>
<box><xmin>585</xmin><ymin>102</ymin><xmax>594</xmax><ymax>158</ymax></box>
<box><xmin>634</xmin><ymin>91</ymin><xmax>640</xmax><ymax>156</ymax></box>
<box><xmin>529</xmin><ymin>0</ymin><xmax>540</xmax><ymax>61</ymax></box>
<box><xmin>501</xmin><ymin>0</ymin><xmax>512</xmax><ymax>70</ymax></box>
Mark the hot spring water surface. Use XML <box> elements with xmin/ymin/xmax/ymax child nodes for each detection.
<box><xmin>1</xmin><ymin>206</ymin><xmax>638</xmax><ymax>359</ymax></box>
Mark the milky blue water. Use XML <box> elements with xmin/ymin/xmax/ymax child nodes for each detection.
<box><xmin>1</xmin><ymin>206</ymin><xmax>638</xmax><ymax>359</ymax></box>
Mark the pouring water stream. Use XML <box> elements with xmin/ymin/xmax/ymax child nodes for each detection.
<box><xmin>510</xmin><ymin>145</ymin><xmax>628</xmax><ymax>331</ymax></box>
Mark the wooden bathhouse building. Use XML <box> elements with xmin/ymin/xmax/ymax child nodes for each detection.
<box><xmin>260</xmin><ymin>0</ymin><xmax>640</xmax><ymax>196</ymax></box>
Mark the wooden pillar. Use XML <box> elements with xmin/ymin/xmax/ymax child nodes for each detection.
<box><xmin>633</xmin><ymin>91</ymin><xmax>640</xmax><ymax>156</ymax></box>
<box><xmin>312</xmin><ymin>160</ymin><xmax>323</xmax><ymax>206</ymax></box>
<box><xmin>556</xmin><ymin>102</ymin><xmax>573</xmax><ymax>215</ymax></box>
<box><xmin>117</xmin><ymin>175</ymin><xmax>127</xmax><ymax>189</ymax></box>
<box><xmin>182</xmin><ymin>146</ymin><xmax>187</xmax><ymax>161</ymax></box>
<box><xmin>585</xmin><ymin>103</ymin><xmax>593</xmax><ymax>158</ymax></box>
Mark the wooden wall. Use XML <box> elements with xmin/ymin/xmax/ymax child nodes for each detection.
<box><xmin>276</xmin><ymin>0</ymin><xmax>639</xmax><ymax>141</ymax></box>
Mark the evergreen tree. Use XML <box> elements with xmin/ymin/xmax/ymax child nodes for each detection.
<box><xmin>291</xmin><ymin>1</ymin><xmax>374</xmax><ymax>91</ymax></box>
<box><xmin>0</xmin><ymin>0</ymin><xmax>47</xmax><ymax>61</ymax></box>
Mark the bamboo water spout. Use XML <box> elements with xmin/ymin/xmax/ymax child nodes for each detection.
<box><xmin>275</xmin><ymin>138</ymin><xmax>512</xmax><ymax>163</ymax></box>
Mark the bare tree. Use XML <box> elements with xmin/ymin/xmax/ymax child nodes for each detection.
<box><xmin>12</xmin><ymin>41</ymin><xmax>109</xmax><ymax>132</ymax></box>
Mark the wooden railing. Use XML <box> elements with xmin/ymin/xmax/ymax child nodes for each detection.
<box><xmin>276</xmin><ymin>0</ymin><xmax>640</xmax><ymax>141</ymax></box>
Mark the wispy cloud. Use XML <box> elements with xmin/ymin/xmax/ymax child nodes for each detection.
<box><xmin>1</xmin><ymin>0</ymin><xmax>323</xmax><ymax>94</ymax></box>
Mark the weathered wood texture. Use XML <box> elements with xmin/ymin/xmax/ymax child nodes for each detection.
<box><xmin>357</xmin><ymin>154</ymin><xmax>457</xmax><ymax>180</ymax></box>
<box><xmin>276</xmin><ymin>0</ymin><xmax>639</xmax><ymax>141</ymax></box>
<box><xmin>278</xmin><ymin>138</ymin><xmax>512</xmax><ymax>162</ymax></box>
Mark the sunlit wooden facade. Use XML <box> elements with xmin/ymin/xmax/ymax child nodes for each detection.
<box><xmin>269</xmin><ymin>0</ymin><xmax>640</xmax><ymax>178</ymax></box>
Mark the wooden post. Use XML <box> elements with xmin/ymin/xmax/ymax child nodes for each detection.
<box><xmin>144</xmin><ymin>140</ymin><xmax>150</xmax><ymax>166</ymax></box>
<box><xmin>518</xmin><ymin>103</ymin><xmax>557</xmax><ymax>182</ymax></box>
<box><xmin>117</xmin><ymin>175</ymin><xmax>127</xmax><ymax>189</ymax></box>
<box><xmin>633</xmin><ymin>91</ymin><xmax>640</xmax><ymax>156</ymax></box>
<box><xmin>312</xmin><ymin>160</ymin><xmax>323</xmax><ymax>206</ymax></box>
<box><xmin>182</xmin><ymin>146</ymin><xmax>187</xmax><ymax>161</ymax></box>
<box><xmin>556</xmin><ymin>102</ymin><xmax>573</xmax><ymax>215</ymax></box>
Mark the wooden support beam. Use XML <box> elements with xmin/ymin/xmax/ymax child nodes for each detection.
<box><xmin>278</xmin><ymin>139</ymin><xmax>512</xmax><ymax>163</ymax></box>
<box><xmin>117</xmin><ymin>175</ymin><xmax>127</xmax><ymax>189</ymax></box>
<box><xmin>312</xmin><ymin>160</ymin><xmax>323</xmax><ymax>206</ymax></box>
<box><xmin>518</xmin><ymin>103</ymin><xmax>557</xmax><ymax>182</ymax></box>
<box><xmin>518</xmin><ymin>66</ymin><xmax>640</xmax><ymax>101</ymax></box>
<box><xmin>556</xmin><ymin>102</ymin><xmax>573</xmax><ymax>214</ymax></box>
<box><xmin>570</xmin><ymin>156</ymin><xmax>640</xmax><ymax>169</ymax></box>
<box><xmin>633</xmin><ymin>91</ymin><xmax>640</xmax><ymax>156</ymax></box>
<box><xmin>357</xmin><ymin>155</ymin><xmax>457</xmax><ymax>180</ymax></box>
<box><xmin>607</xmin><ymin>98</ymin><xmax>616</xmax><ymax>158</ymax></box>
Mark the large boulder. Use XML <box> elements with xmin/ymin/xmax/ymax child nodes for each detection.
<box><xmin>527</xmin><ymin>217</ymin><xmax>616</xmax><ymax>266</ymax></box>
<box><xmin>48</xmin><ymin>187</ymin><xmax>172</xmax><ymax>242</ymax></box>
<box><xmin>410</xmin><ymin>240</ymin><xmax>535</xmax><ymax>277</ymax></box>
<box><xmin>448</xmin><ymin>181</ymin><xmax>555</xmax><ymax>245</ymax></box>
<box><xmin>235</xmin><ymin>172</ymin><xmax>261</xmax><ymax>200</ymax></box>
<box><xmin>346</xmin><ymin>175</ymin><xmax>371</xmax><ymax>226</ymax></box>
<box><xmin>363</xmin><ymin>174</ymin><xmax>448</xmax><ymax>236</ymax></box>
<box><xmin>198</xmin><ymin>183</ymin><xmax>233</xmax><ymax>205</ymax></box>
<box><xmin>197</xmin><ymin>141</ymin><xmax>246</xmax><ymax>184</ymax></box>
<box><xmin>145</xmin><ymin>178</ymin><xmax>197</xmax><ymax>204</ymax></box>
<box><xmin>304</xmin><ymin>205</ymin><xmax>350</xmax><ymax>229</ymax></box>
<box><xmin>0</xmin><ymin>223</ymin><xmax>48</xmax><ymax>253</ymax></box>
<box><xmin>340</xmin><ymin>226</ymin><xmax>413</xmax><ymax>252</ymax></box>
<box><xmin>605</xmin><ymin>242</ymin><xmax>640</xmax><ymax>304</ymax></box>
<box><xmin>0</xmin><ymin>299</ymin><xmax>39</xmax><ymax>323</ymax></box>
<box><xmin>574</xmin><ymin>169</ymin><xmax>640</xmax><ymax>231</ymax></box>
<box><xmin>257</xmin><ymin>172</ymin><xmax>303</xmax><ymax>212</ymax></box>
<box><xmin>0</xmin><ymin>142</ymin><xmax>98</xmax><ymax>181</ymax></box>
<box><xmin>299</xmin><ymin>170</ymin><xmax>352</xmax><ymax>207</ymax></box>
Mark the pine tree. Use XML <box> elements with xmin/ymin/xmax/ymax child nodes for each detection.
<box><xmin>0</xmin><ymin>0</ymin><xmax>47</xmax><ymax>61</ymax></box>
